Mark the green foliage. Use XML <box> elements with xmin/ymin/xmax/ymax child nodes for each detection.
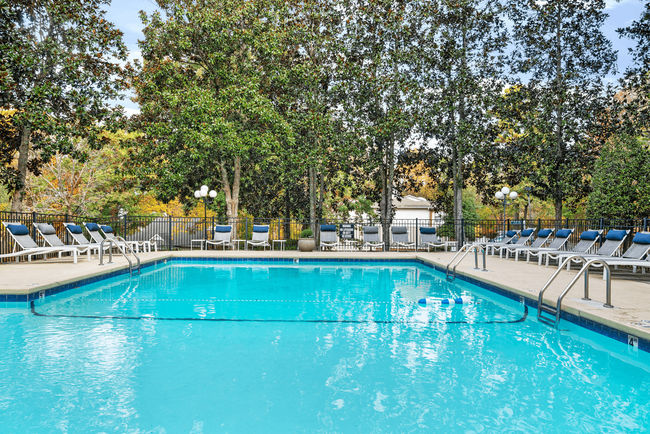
<box><xmin>438</xmin><ymin>191</ymin><xmax>480</xmax><ymax>240</ymax></box>
<box><xmin>0</xmin><ymin>0</ymin><xmax>130</xmax><ymax>204</ymax></box>
<box><xmin>126</xmin><ymin>0</ymin><xmax>294</xmax><ymax>218</ymax></box>
<box><xmin>399</xmin><ymin>0</ymin><xmax>507</xmax><ymax>238</ymax></box>
<box><xmin>617</xmin><ymin>2</ymin><xmax>650</xmax><ymax>139</ymax></box>
<box><xmin>586</xmin><ymin>134</ymin><xmax>650</xmax><ymax>219</ymax></box>
<box><xmin>299</xmin><ymin>228</ymin><xmax>313</xmax><ymax>238</ymax></box>
<box><xmin>499</xmin><ymin>0</ymin><xmax>617</xmax><ymax>219</ymax></box>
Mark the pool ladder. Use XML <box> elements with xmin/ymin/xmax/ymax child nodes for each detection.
<box><xmin>537</xmin><ymin>255</ymin><xmax>613</xmax><ymax>328</ymax></box>
<box><xmin>446</xmin><ymin>244</ymin><xmax>487</xmax><ymax>281</ymax></box>
<box><xmin>98</xmin><ymin>236</ymin><xmax>141</xmax><ymax>275</ymax></box>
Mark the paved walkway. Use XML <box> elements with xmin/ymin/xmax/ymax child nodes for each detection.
<box><xmin>2</xmin><ymin>248</ymin><xmax>650</xmax><ymax>340</ymax></box>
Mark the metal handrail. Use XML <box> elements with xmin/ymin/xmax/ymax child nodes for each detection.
<box><xmin>98</xmin><ymin>236</ymin><xmax>141</xmax><ymax>275</ymax></box>
<box><xmin>446</xmin><ymin>244</ymin><xmax>487</xmax><ymax>280</ymax></box>
<box><xmin>537</xmin><ymin>255</ymin><xmax>612</xmax><ymax>327</ymax></box>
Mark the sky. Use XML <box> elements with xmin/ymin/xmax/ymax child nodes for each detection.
<box><xmin>103</xmin><ymin>0</ymin><xmax>647</xmax><ymax>115</ymax></box>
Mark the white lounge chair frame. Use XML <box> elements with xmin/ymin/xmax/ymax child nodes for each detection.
<box><xmin>2</xmin><ymin>221</ymin><xmax>79</xmax><ymax>263</ymax></box>
<box><xmin>33</xmin><ymin>222</ymin><xmax>93</xmax><ymax>261</ymax></box>
<box><xmin>362</xmin><ymin>226</ymin><xmax>384</xmax><ymax>251</ymax></box>
<box><xmin>206</xmin><ymin>225</ymin><xmax>235</xmax><ymax>250</ymax></box>
<box><xmin>391</xmin><ymin>226</ymin><xmax>415</xmax><ymax>251</ymax></box>
<box><xmin>247</xmin><ymin>225</ymin><xmax>271</xmax><ymax>250</ymax></box>
<box><xmin>319</xmin><ymin>226</ymin><xmax>339</xmax><ymax>251</ymax></box>
<box><xmin>418</xmin><ymin>229</ymin><xmax>451</xmax><ymax>252</ymax></box>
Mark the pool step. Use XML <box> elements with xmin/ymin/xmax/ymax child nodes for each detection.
<box><xmin>538</xmin><ymin>304</ymin><xmax>559</xmax><ymax>328</ymax></box>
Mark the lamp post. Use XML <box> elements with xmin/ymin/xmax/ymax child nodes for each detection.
<box><xmin>495</xmin><ymin>187</ymin><xmax>518</xmax><ymax>238</ymax></box>
<box><xmin>194</xmin><ymin>185</ymin><xmax>217</xmax><ymax>242</ymax></box>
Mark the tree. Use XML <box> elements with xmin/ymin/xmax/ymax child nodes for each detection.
<box><xmin>0</xmin><ymin>0</ymin><xmax>130</xmax><ymax>211</ymax></box>
<box><xmin>126</xmin><ymin>0</ymin><xmax>294</xmax><ymax>224</ymax></box>
<box><xmin>503</xmin><ymin>0</ymin><xmax>617</xmax><ymax>220</ymax></box>
<box><xmin>617</xmin><ymin>1</ymin><xmax>650</xmax><ymax>138</ymax></box>
<box><xmin>405</xmin><ymin>0</ymin><xmax>507</xmax><ymax>242</ymax></box>
<box><xmin>586</xmin><ymin>134</ymin><xmax>650</xmax><ymax>219</ymax></box>
<box><xmin>339</xmin><ymin>0</ymin><xmax>421</xmax><ymax>248</ymax></box>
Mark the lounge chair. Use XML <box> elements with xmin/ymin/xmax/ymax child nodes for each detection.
<box><xmin>247</xmin><ymin>225</ymin><xmax>271</xmax><ymax>250</ymax></box>
<box><xmin>99</xmin><ymin>224</ymin><xmax>149</xmax><ymax>253</ymax></box>
<box><xmin>205</xmin><ymin>225</ymin><xmax>234</xmax><ymax>250</ymax></box>
<box><xmin>555</xmin><ymin>229</ymin><xmax>630</xmax><ymax>271</ymax></box>
<box><xmin>594</xmin><ymin>232</ymin><xmax>650</xmax><ymax>277</ymax></box>
<box><xmin>501</xmin><ymin>228</ymin><xmax>554</xmax><ymax>260</ymax></box>
<box><xmin>525</xmin><ymin>229</ymin><xmax>574</xmax><ymax>264</ymax></box>
<box><xmin>319</xmin><ymin>225</ymin><xmax>338</xmax><ymax>251</ymax></box>
<box><xmin>418</xmin><ymin>227</ymin><xmax>452</xmax><ymax>252</ymax></box>
<box><xmin>542</xmin><ymin>229</ymin><xmax>603</xmax><ymax>267</ymax></box>
<box><xmin>362</xmin><ymin>226</ymin><xmax>384</xmax><ymax>251</ymax></box>
<box><xmin>496</xmin><ymin>228</ymin><xmax>536</xmax><ymax>257</ymax></box>
<box><xmin>2</xmin><ymin>222</ymin><xmax>79</xmax><ymax>263</ymax></box>
<box><xmin>391</xmin><ymin>226</ymin><xmax>415</xmax><ymax>251</ymax></box>
<box><xmin>478</xmin><ymin>230</ymin><xmax>520</xmax><ymax>255</ymax></box>
<box><xmin>63</xmin><ymin>223</ymin><xmax>107</xmax><ymax>252</ymax></box>
<box><xmin>33</xmin><ymin>223</ymin><xmax>94</xmax><ymax>261</ymax></box>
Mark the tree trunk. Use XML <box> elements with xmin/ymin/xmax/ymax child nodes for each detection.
<box><xmin>220</xmin><ymin>156</ymin><xmax>241</xmax><ymax>232</ymax></box>
<box><xmin>309</xmin><ymin>166</ymin><xmax>317</xmax><ymax>233</ymax></box>
<box><xmin>10</xmin><ymin>125</ymin><xmax>31</xmax><ymax>212</ymax></box>
<box><xmin>452</xmin><ymin>144</ymin><xmax>463</xmax><ymax>243</ymax></box>
<box><xmin>554</xmin><ymin>4</ymin><xmax>564</xmax><ymax>221</ymax></box>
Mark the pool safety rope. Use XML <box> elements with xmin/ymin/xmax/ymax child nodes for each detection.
<box><xmin>30</xmin><ymin>301</ymin><xmax>528</xmax><ymax>324</ymax></box>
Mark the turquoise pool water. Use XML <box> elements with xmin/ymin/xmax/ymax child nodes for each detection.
<box><xmin>1</xmin><ymin>260</ymin><xmax>649</xmax><ymax>433</ymax></box>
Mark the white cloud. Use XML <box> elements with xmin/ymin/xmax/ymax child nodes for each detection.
<box><xmin>606</xmin><ymin>0</ymin><xmax>633</xmax><ymax>10</ymax></box>
<box><xmin>124</xmin><ymin>107</ymin><xmax>141</xmax><ymax>117</ymax></box>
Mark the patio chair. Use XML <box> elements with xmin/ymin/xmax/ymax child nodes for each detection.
<box><xmin>594</xmin><ymin>232</ymin><xmax>650</xmax><ymax>277</ymax></box>
<box><xmin>2</xmin><ymin>222</ymin><xmax>79</xmax><ymax>263</ymax></box>
<box><xmin>418</xmin><ymin>227</ymin><xmax>452</xmax><ymax>252</ymax></box>
<box><xmin>525</xmin><ymin>229</ymin><xmax>574</xmax><ymax>264</ymax></box>
<box><xmin>362</xmin><ymin>226</ymin><xmax>384</xmax><ymax>251</ymax></box>
<box><xmin>63</xmin><ymin>223</ymin><xmax>107</xmax><ymax>251</ymax></box>
<box><xmin>496</xmin><ymin>228</ymin><xmax>535</xmax><ymax>257</ymax></box>
<box><xmin>542</xmin><ymin>229</ymin><xmax>603</xmax><ymax>268</ymax></box>
<box><xmin>391</xmin><ymin>226</ymin><xmax>415</xmax><ymax>251</ymax></box>
<box><xmin>33</xmin><ymin>223</ymin><xmax>94</xmax><ymax>261</ymax></box>
<box><xmin>99</xmin><ymin>224</ymin><xmax>149</xmax><ymax>253</ymax></box>
<box><xmin>501</xmin><ymin>228</ymin><xmax>554</xmax><ymax>260</ymax></box>
<box><xmin>478</xmin><ymin>230</ymin><xmax>520</xmax><ymax>255</ymax></box>
<box><xmin>319</xmin><ymin>225</ymin><xmax>338</xmax><ymax>251</ymax></box>
<box><xmin>247</xmin><ymin>225</ymin><xmax>271</xmax><ymax>250</ymax></box>
<box><xmin>205</xmin><ymin>225</ymin><xmax>234</xmax><ymax>250</ymax></box>
<box><xmin>555</xmin><ymin>229</ymin><xmax>630</xmax><ymax>271</ymax></box>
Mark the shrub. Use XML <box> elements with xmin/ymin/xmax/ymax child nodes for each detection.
<box><xmin>300</xmin><ymin>229</ymin><xmax>313</xmax><ymax>238</ymax></box>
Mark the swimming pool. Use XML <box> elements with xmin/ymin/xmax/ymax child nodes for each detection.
<box><xmin>1</xmin><ymin>260</ymin><xmax>649</xmax><ymax>432</ymax></box>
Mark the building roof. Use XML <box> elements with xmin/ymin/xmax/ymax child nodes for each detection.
<box><xmin>372</xmin><ymin>195</ymin><xmax>433</xmax><ymax>210</ymax></box>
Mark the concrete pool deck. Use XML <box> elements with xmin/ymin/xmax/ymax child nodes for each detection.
<box><xmin>2</xmin><ymin>248</ymin><xmax>650</xmax><ymax>342</ymax></box>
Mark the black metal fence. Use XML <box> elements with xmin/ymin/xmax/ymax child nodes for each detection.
<box><xmin>2</xmin><ymin>211</ymin><xmax>649</xmax><ymax>261</ymax></box>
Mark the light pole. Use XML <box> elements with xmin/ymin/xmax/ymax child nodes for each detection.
<box><xmin>194</xmin><ymin>185</ymin><xmax>217</xmax><ymax>242</ymax></box>
<box><xmin>495</xmin><ymin>187</ymin><xmax>518</xmax><ymax>238</ymax></box>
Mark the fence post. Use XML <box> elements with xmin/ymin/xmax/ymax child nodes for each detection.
<box><xmin>538</xmin><ymin>218</ymin><xmax>541</xmax><ymax>230</ymax></box>
<box><xmin>461</xmin><ymin>218</ymin><xmax>465</xmax><ymax>248</ymax></box>
<box><xmin>245</xmin><ymin>217</ymin><xmax>249</xmax><ymax>249</ymax></box>
<box><xmin>415</xmin><ymin>218</ymin><xmax>418</xmax><ymax>249</ymax></box>
<box><xmin>599</xmin><ymin>217</ymin><xmax>603</xmax><ymax>231</ymax></box>
<box><xmin>31</xmin><ymin>211</ymin><xmax>36</xmax><ymax>238</ymax></box>
<box><xmin>123</xmin><ymin>214</ymin><xmax>127</xmax><ymax>239</ymax></box>
<box><xmin>168</xmin><ymin>215</ymin><xmax>172</xmax><ymax>251</ymax></box>
<box><xmin>507</xmin><ymin>219</ymin><xmax>510</xmax><ymax>232</ymax></box>
<box><xmin>644</xmin><ymin>217</ymin><xmax>648</xmax><ymax>232</ymax></box>
<box><xmin>65</xmin><ymin>213</ymin><xmax>69</xmax><ymax>245</ymax></box>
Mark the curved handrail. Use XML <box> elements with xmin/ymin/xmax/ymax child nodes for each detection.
<box><xmin>113</xmin><ymin>235</ymin><xmax>141</xmax><ymax>273</ymax></box>
<box><xmin>98</xmin><ymin>236</ymin><xmax>140</xmax><ymax>275</ymax></box>
<box><xmin>537</xmin><ymin>255</ymin><xmax>612</xmax><ymax>326</ymax></box>
<box><xmin>446</xmin><ymin>244</ymin><xmax>487</xmax><ymax>280</ymax></box>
